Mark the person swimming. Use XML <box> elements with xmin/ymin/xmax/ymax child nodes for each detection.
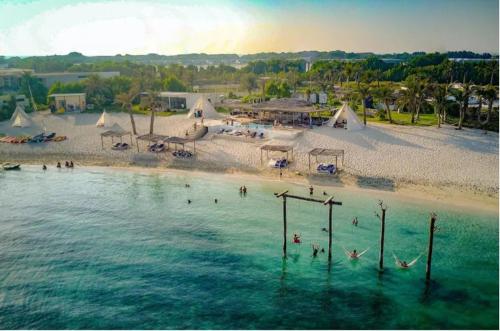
<box><xmin>312</xmin><ymin>244</ymin><xmax>319</xmax><ymax>257</ymax></box>
<box><xmin>214</xmin><ymin>198</ymin><xmax>218</xmax><ymax>204</ymax></box>
<box><xmin>401</xmin><ymin>261</ymin><xmax>409</xmax><ymax>268</ymax></box>
<box><xmin>42</xmin><ymin>164</ymin><xmax>47</xmax><ymax>170</ymax></box>
<box><xmin>187</xmin><ymin>199</ymin><xmax>192</xmax><ymax>204</ymax></box>
<box><xmin>293</xmin><ymin>233</ymin><xmax>301</xmax><ymax>244</ymax></box>
<box><xmin>321</xmin><ymin>227</ymin><xmax>328</xmax><ymax>232</ymax></box>
<box><xmin>351</xmin><ymin>249</ymin><xmax>358</xmax><ymax>258</ymax></box>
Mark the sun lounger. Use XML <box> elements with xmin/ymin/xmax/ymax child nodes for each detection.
<box><xmin>29</xmin><ymin>133</ymin><xmax>45</xmax><ymax>143</ymax></box>
<box><xmin>268</xmin><ymin>158</ymin><xmax>288</xmax><ymax>168</ymax></box>
<box><xmin>317</xmin><ymin>163</ymin><xmax>336</xmax><ymax>174</ymax></box>
<box><xmin>172</xmin><ymin>150</ymin><xmax>193</xmax><ymax>158</ymax></box>
<box><xmin>43</xmin><ymin>132</ymin><xmax>56</xmax><ymax>141</ymax></box>
<box><xmin>111</xmin><ymin>142</ymin><xmax>129</xmax><ymax>150</ymax></box>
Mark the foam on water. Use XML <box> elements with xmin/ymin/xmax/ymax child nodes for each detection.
<box><xmin>0</xmin><ymin>166</ymin><xmax>498</xmax><ymax>329</ymax></box>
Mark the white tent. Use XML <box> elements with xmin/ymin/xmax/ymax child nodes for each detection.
<box><xmin>96</xmin><ymin>110</ymin><xmax>107</xmax><ymax>127</ymax></box>
<box><xmin>10</xmin><ymin>105</ymin><xmax>32</xmax><ymax>128</ymax></box>
<box><xmin>187</xmin><ymin>97</ymin><xmax>221</xmax><ymax>119</ymax></box>
<box><xmin>326</xmin><ymin>103</ymin><xmax>364</xmax><ymax>131</ymax></box>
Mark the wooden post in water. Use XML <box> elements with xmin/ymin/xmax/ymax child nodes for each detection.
<box><xmin>426</xmin><ymin>213</ymin><xmax>438</xmax><ymax>282</ymax></box>
<box><xmin>376</xmin><ymin>200</ymin><xmax>387</xmax><ymax>271</ymax></box>
<box><xmin>323</xmin><ymin>196</ymin><xmax>335</xmax><ymax>261</ymax></box>
<box><xmin>275</xmin><ymin>190</ymin><xmax>289</xmax><ymax>258</ymax></box>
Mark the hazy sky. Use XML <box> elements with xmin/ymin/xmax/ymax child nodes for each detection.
<box><xmin>0</xmin><ymin>0</ymin><xmax>498</xmax><ymax>56</ymax></box>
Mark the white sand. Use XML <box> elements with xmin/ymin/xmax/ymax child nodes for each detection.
<box><xmin>0</xmin><ymin>111</ymin><xmax>498</xmax><ymax>196</ymax></box>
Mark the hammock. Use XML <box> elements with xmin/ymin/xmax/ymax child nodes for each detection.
<box><xmin>393</xmin><ymin>253</ymin><xmax>422</xmax><ymax>268</ymax></box>
<box><xmin>342</xmin><ymin>246</ymin><xmax>369</xmax><ymax>259</ymax></box>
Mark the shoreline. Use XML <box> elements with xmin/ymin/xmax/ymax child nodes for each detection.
<box><xmin>7</xmin><ymin>155</ymin><xmax>498</xmax><ymax>215</ymax></box>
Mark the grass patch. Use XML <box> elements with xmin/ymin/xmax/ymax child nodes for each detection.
<box><xmin>355</xmin><ymin>109</ymin><xmax>438</xmax><ymax>126</ymax></box>
<box><xmin>216</xmin><ymin>106</ymin><xmax>231</xmax><ymax>114</ymax></box>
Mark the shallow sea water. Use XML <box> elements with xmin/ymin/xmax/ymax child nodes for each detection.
<box><xmin>0</xmin><ymin>166</ymin><xmax>498</xmax><ymax>329</ymax></box>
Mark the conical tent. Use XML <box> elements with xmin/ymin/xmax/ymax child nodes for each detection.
<box><xmin>96</xmin><ymin>111</ymin><xmax>107</xmax><ymax>127</ymax></box>
<box><xmin>327</xmin><ymin>103</ymin><xmax>363</xmax><ymax>131</ymax></box>
<box><xmin>187</xmin><ymin>97</ymin><xmax>221</xmax><ymax>119</ymax></box>
<box><xmin>10</xmin><ymin>105</ymin><xmax>32</xmax><ymax>128</ymax></box>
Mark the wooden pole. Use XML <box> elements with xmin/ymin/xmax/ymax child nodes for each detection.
<box><xmin>328</xmin><ymin>201</ymin><xmax>333</xmax><ymax>261</ymax></box>
<box><xmin>426</xmin><ymin>213</ymin><xmax>437</xmax><ymax>282</ymax></box>
<box><xmin>323</xmin><ymin>196</ymin><xmax>335</xmax><ymax>261</ymax></box>
<box><xmin>101</xmin><ymin>135</ymin><xmax>103</xmax><ymax>149</ymax></box>
<box><xmin>282</xmin><ymin>195</ymin><xmax>287</xmax><ymax>258</ymax></box>
<box><xmin>379</xmin><ymin>207</ymin><xmax>386</xmax><ymax>270</ymax></box>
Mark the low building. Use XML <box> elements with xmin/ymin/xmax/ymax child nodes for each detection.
<box><xmin>48</xmin><ymin>93</ymin><xmax>86</xmax><ymax>112</ymax></box>
<box><xmin>35</xmin><ymin>71</ymin><xmax>120</xmax><ymax>88</ymax></box>
<box><xmin>0</xmin><ymin>68</ymin><xmax>34</xmax><ymax>92</ymax></box>
<box><xmin>142</xmin><ymin>92</ymin><xmax>224</xmax><ymax>111</ymax></box>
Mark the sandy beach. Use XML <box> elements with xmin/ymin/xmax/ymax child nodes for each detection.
<box><xmin>1</xmin><ymin>111</ymin><xmax>498</xmax><ymax>208</ymax></box>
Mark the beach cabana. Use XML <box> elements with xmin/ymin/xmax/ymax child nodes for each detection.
<box><xmin>164</xmin><ymin>136</ymin><xmax>197</xmax><ymax>153</ymax></box>
<box><xmin>100</xmin><ymin>123</ymin><xmax>132</xmax><ymax>149</ymax></box>
<box><xmin>308</xmin><ymin>148</ymin><xmax>344</xmax><ymax>173</ymax></box>
<box><xmin>135</xmin><ymin>133</ymin><xmax>169</xmax><ymax>152</ymax></box>
<box><xmin>187</xmin><ymin>97</ymin><xmax>222</xmax><ymax>119</ymax></box>
<box><xmin>10</xmin><ymin>105</ymin><xmax>32</xmax><ymax>128</ymax></box>
<box><xmin>260</xmin><ymin>144</ymin><xmax>294</xmax><ymax>165</ymax></box>
<box><xmin>326</xmin><ymin>103</ymin><xmax>363</xmax><ymax>130</ymax></box>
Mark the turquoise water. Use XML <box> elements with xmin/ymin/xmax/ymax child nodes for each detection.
<box><xmin>0</xmin><ymin>166</ymin><xmax>498</xmax><ymax>329</ymax></box>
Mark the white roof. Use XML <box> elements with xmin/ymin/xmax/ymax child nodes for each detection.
<box><xmin>109</xmin><ymin>122</ymin><xmax>127</xmax><ymax>133</ymax></box>
<box><xmin>187</xmin><ymin>97</ymin><xmax>222</xmax><ymax>119</ymax></box>
<box><xmin>326</xmin><ymin>103</ymin><xmax>364</xmax><ymax>131</ymax></box>
<box><xmin>10</xmin><ymin>105</ymin><xmax>31</xmax><ymax>128</ymax></box>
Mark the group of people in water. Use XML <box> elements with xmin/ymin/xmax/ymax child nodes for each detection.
<box><xmin>42</xmin><ymin>161</ymin><xmax>74</xmax><ymax>170</ymax></box>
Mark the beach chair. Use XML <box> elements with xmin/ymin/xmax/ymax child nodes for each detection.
<box><xmin>317</xmin><ymin>163</ymin><xmax>336</xmax><ymax>175</ymax></box>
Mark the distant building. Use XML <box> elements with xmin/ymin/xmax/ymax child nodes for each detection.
<box><xmin>15</xmin><ymin>94</ymin><xmax>30</xmax><ymax>108</ymax></box>
<box><xmin>0</xmin><ymin>68</ymin><xmax>34</xmax><ymax>92</ymax></box>
<box><xmin>309</xmin><ymin>93</ymin><xmax>317</xmax><ymax>104</ymax></box>
<box><xmin>142</xmin><ymin>92</ymin><xmax>224</xmax><ymax>111</ymax></box>
<box><xmin>48</xmin><ymin>93</ymin><xmax>86</xmax><ymax>112</ymax></box>
<box><xmin>35</xmin><ymin>71</ymin><xmax>120</xmax><ymax>88</ymax></box>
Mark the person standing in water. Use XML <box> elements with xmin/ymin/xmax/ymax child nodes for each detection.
<box><xmin>243</xmin><ymin>186</ymin><xmax>247</xmax><ymax>195</ymax></box>
<box><xmin>42</xmin><ymin>164</ymin><xmax>47</xmax><ymax>170</ymax></box>
<box><xmin>309</xmin><ymin>185</ymin><xmax>314</xmax><ymax>196</ymax></box>
<box><xmin>56</xmin><ymin>162</ymin><xmax>61</xmax><ymax>168</ymax></box>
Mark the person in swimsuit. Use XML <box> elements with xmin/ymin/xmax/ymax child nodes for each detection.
<box><xmin>312</xmin><ymin>244</ymin><xmax>319</xmax><ymax>257</ymax></box>
<box><xmin>293</xmin><ymin>233</ymin><xmax>301</xmax><ymax>244</ymax></box>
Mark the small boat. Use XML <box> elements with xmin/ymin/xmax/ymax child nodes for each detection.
<box><xmin>3</xmin><ymin>163</ymin><xmax>21</xmax><ymax>170</ymax></box>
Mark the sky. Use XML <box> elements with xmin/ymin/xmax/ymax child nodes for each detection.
<box><xmin>0</xmin><ymin>0</ymin><xmax>498</xmax><ymax>56</ymax></box>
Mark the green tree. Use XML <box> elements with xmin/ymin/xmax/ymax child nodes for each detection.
<box><xmin>373</xmin><ymin>86</ymin><xmax>394</xmax><ymax>123</ymax></box>
<box><xmin>356</xmin><ymin>83</ymin><xmax>370</xmax><ymax>126</ymax></box>
<box><xmin>240</xmin><ymin>73</ymin><xmax>258</xmax><ymax>95</ymax></box>
<box><xmin>19</xmin><ymin>72</ymin><xmax>48</xmax><ymax>106</ymax></box>
<box><xmin>115</xmin><ymin>84</ymin><xmax>140</xmax><ymax>135</ymax></box>
<box><xmin>163</xmin><ymin>75</ymin><xmax>187</xmax><ymax>92</ymax></box>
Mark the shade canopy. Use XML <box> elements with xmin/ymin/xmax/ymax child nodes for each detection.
<box><xmin>187</xmin><ymin>97</ymin><xmax>221</xmax><ymax>119</ymax></box>
<box><xmin>11</xmin><ymin>105</ymin><xmax>32</xmax><ymax>128</ymax></box>
<box><xmin>327</xmin><ymin>103</ymin><xmax>363</xmax><ymax>131</ymax></box>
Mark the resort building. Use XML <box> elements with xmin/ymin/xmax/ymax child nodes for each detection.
<box><xmin>35</xmin><ymin>71</ymin><xmax>120</xmax><ymax>88</ymax></box>
<box><xmin>0</xmin><ymin>68</ymin><xmax>34</xmax><ymax>92</ymax></box>
<box><xmin>227</xmin><ymin>98</ymin><xmax>331</xmax><ymax>127</ymax></box>
<box><xmin>48</xmin><ymin>93</ymin><xmax>86</xmax><ymax>112</ymax></box>
<box><xmin>141</xmin><ymin>92</ymin><xmax>224</xmax><ymax>111</ymax></box>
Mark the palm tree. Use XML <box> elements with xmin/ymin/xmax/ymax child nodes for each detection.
<box><xmin>141</xmin><ymin>91</ymin><xmax>159</xmax><ymax>135</ymax></box>
<box><xmin>356</xmin><ymin>83</ymin><xmax>370</xmax><ymax>126</ymax></box>
<box><xmin>374</xmin><ymin>86</ymin><xmax>394</xmax><ymax>123</ymax></box>
<box><xmin>429</xmin><ymin>84</ymin><xmax>448</xmax><ymax>128</ymax></box>
<box><xmin>478</xmin><ymin>85</ymin><xmax>498</xmax><ymax>133</ymax></box>
<box><xmin>342</xmin><ymin>62</ymin><xmax>353</xmax><ymax>86</ymax></box>
<box><xmin>399</xmin><ymin>76</ymin><xmax>418</xmax><ymax>124</ymax></box>
<box><xmin>450</xmin><ymin>82</ymin><xmax>472</xmax><ymax>130</ymax></box>
<box><xmin>115</xmin><ymin>86</ymin><xmax>139</xmax><ymax>135</ymax></box>
<box><xmin>414</xmin><ymin>78</ymin><xmax>429</xmax><ymax>122</ymax></box>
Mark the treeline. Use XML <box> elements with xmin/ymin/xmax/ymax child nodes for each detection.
<box><xmin>1</xmin><ymin>50</ymin><xmax>495</xmax><ymax>71</ymax></box>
